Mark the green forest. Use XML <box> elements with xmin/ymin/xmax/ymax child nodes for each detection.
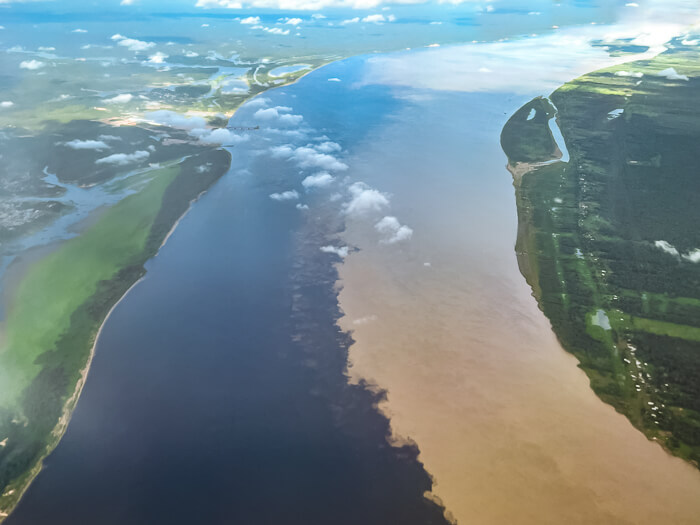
<box><xmin>502</xmin><ymin>45</ymin><xmax>700</xmax><ymax>465</ymax></box>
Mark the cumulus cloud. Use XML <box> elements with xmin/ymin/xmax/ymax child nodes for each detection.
<box><xmin>196</xmin><ymin>0</ymin><xmax>242</xmax><ymax>6</ymax></box>
<box><xmin>105</xmin><ymin>93</ymin><xmax>133</xmax><ymax>104</ymax></box>
<box><xmin>615</xmin><ymin>70</ymin><xmax>644</xmax><ymax>77</ymax></box>
<box><xmin>240</xmin><ymin>16</ymin><xmax>261</xmax><ymax>24</ymax></box>
<box><xmin>341</xmin><ymin>17</ymin><xmax>360</xmax><ymax>24</ymax></box>
<box><xmin>72</xmin><ymin>28</ymin><xmax>88</xmax><ymax>33</ymax></box>
<box><xmin>145</xmin><ymin>110</ymin><xmax>207</xmax><ymax>130</ymax></box>
<box><xmin>148</xmin><ymin>52</ymin><xmax>168</xmax><ymax>64</ymax></box>
<box><xmin>362</xmin><ymin>14</ymin><xmax>395</xmax><ymax>23</ymax></box>
<box><xmin>246</xmin><ymin>97</ymin><xmax>270</xmax><ymax>108</ymax></box>
<box><xmin>254</xmin><ymin>106</ymin><xmax>304</xmax><ymax>126</ymax></box>
<box><xmin>254</xmin><ymin>106</ymin><xmax>288</xmax><ymax>120</ymax></box>
<box><xmin>19</xmin><ymin>60</ymin><xmax>45</xmax><ymax>70</ymax></box>
<box><xmin>654</xmin><ymin>240</ymin><xmax>680</xmax><ymax>257</ymax></box>
<box><xmin>112</xmin><ymin>34</ymin><xmax>156</xmax><ymax>52</ymax></box>
<box><xmin>0</xmin><ymin>101</ymin><xmax>14</xmax><ymax>108</ymax></box>
<box><xmin>683</xmin><ymin>249</ymin><xmax>700</xmax><ymax>263</ymax></box>
<box><xmin>657</xmin><ymin>67</ymin><xmax>689</xmax><ymax>81</ymax></box>
<box><xmin>121</xmin><ymin>0</ymin><xmax>137</xmax><ymax>4</ymax></box>
<box><xmin>64</xmin><ymin>139</ymin><xmax>110</xmax><ymax>150</ymax></box>
<box><xmin>96</xmin><ymin>150</ymin><xmax>150</xmax><ymax>165</ymax></box>
<box><xmin>302</xmin><ymin>172</ymin><xmax>334</xmax><ymax>189</ymax></box>
<box><xmin>320</xmin><ymin>245</ymin><xmax>349</xmax><ymax>258</ymax></box>
<box><xmin>296</xmin><ymin>203</ymin><xmax>309</xmax><ymax>210</ymax></box>
<box><xmin>190</xmin><ymin>127</ymin><xmax>249</xmax><ymax>145</ymax></box>
<box><xmin>344</xmin><ymin>182</ymin><xmax>389</xmax><ymax>216</ymax></box>
<box><xmin>328</xmin><ymin>77</ymin><xmax>341</xmax><ymax>82</ymax></box>
<box><xmin>293</xmin><ymin>146</ymin><xmax>347</xmax><ymax>170</ymax></box>
<box><xmin>375</xmin><ymin>216</ymin><xmax>413</xmax><ymax>243</ymax></box>
<box><xmin>261</xmin><ymin>26</ymin><xmax>290</xmax><ymax>35</ymax></box>
<box><xmin>270</xmin><ymin>190</ymin><xmax>300</xmax><ymax>201</ymax></box>
<box><xmin>285</xmin><ymin>17</ymin><xmax>303</xmax><ymax>25</ymax></box>
<box><xmin>353</xmin><ymin>314</ymin><xmax>378</xmax><ymax>325</ymax></box>
<box><xmin>314</xmin><ymin>141</ymin><xmax>341</xmax><ymax>153</ymax></box>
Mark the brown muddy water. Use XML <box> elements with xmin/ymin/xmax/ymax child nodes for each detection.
<box><xmin>336</xmin><ymin>40</ymin><xmax>700</xmax><ymax>523</ymax></box>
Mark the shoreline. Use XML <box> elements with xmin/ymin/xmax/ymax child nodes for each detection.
<box><xmin>0</xmin><ymin>59</ymin><xmax>339</xmax><ymax>520</ymax></box>
<box><xmin>0</xmin><ymin>151</ymin><xmax>231</xmax><ymax>521</ymax></box>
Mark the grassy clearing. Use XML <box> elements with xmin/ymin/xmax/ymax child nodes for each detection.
<box><xmin>0</xmin><ymin>166</ymin><xmax>177</xmax><ymax>405</ymax></box>
<box><xmin>0</xmin><ymin>149</ymin><xmax>230</xmax><ymax>518</ymax></box>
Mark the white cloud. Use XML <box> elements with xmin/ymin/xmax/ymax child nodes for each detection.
<box><xmin>344</xmin><ymin>182</ymin><xmax>389</xmax><ymax>216</ymax></box>
<box><xmin>240</xmin><ymin>16</ymin><xmax>261</xmax><ymax>24</ymax></box>
<box><xmin>311</xmin><ymin>13</ymin><xmax>326</xmax><ymax>19</ymax></box>
<box><xmin>98</xmin><ymin>134</ymin><xmax>122</xmax><ymax>141</ymax></box>
<box><xmin>353</xmin><ymin>314</ymin><xmax>378</xmax><ymax>325</ymax></box>
<box><xmin>302</xmin><ymin>172</ymin><xmax>334</xmax><ymax>188</ymax></box>
<box><xmin>105</xmin><ymin>93</ymin><xmax>133</xmax><ymax>104</ymax></box>
<box><xmin>96</xmin><ymin>150</ymin><xmax>150</xmax><ymax>165</ymax></box>
<box><xmin>145</xmin><ymin>110</ymin><xmax>207</xmax><ymax>130</ymax></box>
<box><xmin>0</xmin><ymin>101</ymin><xmax>14</xmax><ymax>108</ymax></box>
<box><xmin>270</xmin><ymin>190</ymin><xmax>299</xmax><ymax>201</ymax></box>
<box><xmin>148</xmin><ymin>52</ymin><xmax>169</xmax><ymax>64</ymax></box>
<box><xmin>112</xmin><ymin>34</ymin><xmax>155</xmax><ymax>52</ymax></box>
<box><xmin>262</xmin><ymin>26</ymin><xmax>290</xmax><ymax>35</ymax></box>
<box><xmin>72</xmin><ymin>28</ymin><xmax>88</xmax><ymax>33</ymax></box>
<box><xmin>64</xmin><ymin>139</ymin><xmax>110</xmax><ymax>150</ymax></box>
<box><xmin>654</xmin><ymin>240</ymin><xmax>680</xmax><ymax>257</ymax></box>
<box><xmin>362</xmin><ymin>14</ymin><xmax>395</xmax><ymax>23</ymax></box>
<box><xmin>38</xmin><ymin>46</ymin><xmax>56</xmax><ymax>52</ymax></box>
<box><xmin>121</xmin><ymin>0</ymin><xmax>137</xmax><ymax>4</ymax></box>
<box><xmin>328</xmin><ymin>77</ymin><xmax>341</xmax><ymax>82</ymax></box>
<box><xmin>196</xmin><ymin>0</ymin><xmax>242</xmax><ymax>7</ymax></box>
<box><xmin>375</xmin><ymin>215</ymin><xmax>413</xmax><ymax>243</ymax></box>
<box><xmin>254</xmin><ymin>106</ymin><xmax>303</xmax><ymax>125</ymax></box>
<box><xmin>293</xmin><ymin>147</ymin><xmax>345</xmax><ymax>170</ymax></box>
<box><xmin>191</xmin><ymin>127</ymin><xmax>249</xmax><ymax>145</ymax></box>
<box><xmin>683</xmin><ymin>249</ymin><xmax>700</xmax><ymax>263</ymax></box>
<box><xmin>19</xmin><ymin>60</ymin><xmax>45</xmax><ymax>70</ymax></box>
<box><xmin>296</xmin><ymin>203</ymin><xmax>309</xmax><ymax>210</ymax></box>
<box><xmin>341</xmin><ymin>17</ymin><xmax>360</xmax><ymax>24</ymax></box>
<box><xmin>285</xmin><ymin>17</ymin><xmax>303</xmax><ymax>25</ymax></box>
<box><xmin>254</xmin><ymin>106</ymin><xmax>286</xmax><ymax>119</ymax></box>
<box><xmin>625</xmin><ymin>2</ymin><xmax>639</xmax><ymax>7</ymax></box>
<box><xmin>314</xmin><ymin>141</ymin><xmax>341</xmax><ymax>153</ymax></box>
<box><xmin>615</xmin><ymin>70</ymin><xmax>644</xmax><ymax>77</ymax></box>
<box><xmin>246</xmin><ymin>97</ymin><xmax>270</xmax><ymax>108</ymax></box>
<box><xmin>657</xmin><ymin>67</ymin><xmax>689</xmax><ymax>81</ymax></box>
<box><xmin>195</xmin><ymin>0</ymin><xmax>464</xmax><ymax>8</ymax></box>
<box><xmin>320</xmin><ymin>245</ymin><xmax>349</xmax><ymax>258</ymax></box>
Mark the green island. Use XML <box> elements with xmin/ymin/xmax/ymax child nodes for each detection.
<box><xmin>502</xmin><ymin>45</ymin><xmax>700</xmax><ymax>466</ymax></box>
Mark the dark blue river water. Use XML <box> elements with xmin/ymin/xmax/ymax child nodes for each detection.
<box><xmin>6</xmin><ymin>56</ymin><xmax>449</xmax><ymax>525</ymax></box>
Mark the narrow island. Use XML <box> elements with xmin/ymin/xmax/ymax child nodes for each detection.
<box><xmin>502</xmin><ymin>44</ymin><xmax>700</xmax><ymax>466</ymax></box>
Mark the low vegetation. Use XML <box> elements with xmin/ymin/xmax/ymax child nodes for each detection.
<box><xmin>0</xmin><ymin>148</ymin><xmax>230</xmax><ymax>516</ymax></box>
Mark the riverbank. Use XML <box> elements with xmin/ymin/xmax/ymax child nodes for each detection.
<box><xmin>0</xmin><ymin>149</ymin><xmax>230</xmax><ymax>519</ymax></box>
<box><xmin>503</xmin><ymin>47</ymin><xmax>700</xmax><ymax>467</ymax></box>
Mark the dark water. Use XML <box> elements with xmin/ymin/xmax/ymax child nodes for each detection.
<box><xmin>7</xmin><ymin>57</ymin><xmax>448</xmax><ymax>524</ymax></box>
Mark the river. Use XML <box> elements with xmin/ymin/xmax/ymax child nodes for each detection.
<box><xmin>8</xmin><ymin>15</ymin><xmax>700</xmax><ymax>524</ymax></box>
